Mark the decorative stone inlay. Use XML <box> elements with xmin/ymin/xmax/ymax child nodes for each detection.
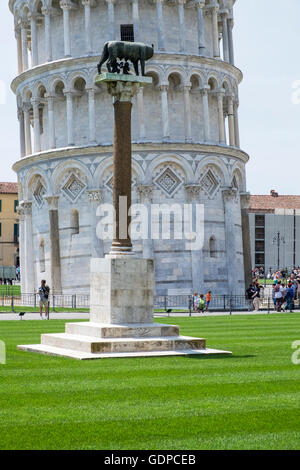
<box><xmin>33</xmin><ymin>180</ymin><xmax>46</xmax><ymax>208</ymax></box>
<box><xmin>104</xmin><ymin>174</ymin><xmax>137</xmax><ymax>193</ymax></box>
<box><xmin>154</xmin><ymin>167</ymin><xmax>183</xmax><ymax>197</ymax></box>
<box><xmin>61</xmin><ymin>173</ymin><xmax>87</xmax><ymax>202</ymax></box>
<box><xmin>199</xmin><ymin>168</ymin><xmax>220</xmax><ymax>199</ymax></box>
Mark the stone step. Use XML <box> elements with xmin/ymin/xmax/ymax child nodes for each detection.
<box><xmin>17</xmin><ymin>343</ymin><xmax>231</xmax><ymax>360</ymax></box>
<box><xmin>65</xmin><ymin>322</ymin><xmax>180</xmax><ymax>339</ymax></box>
<box><xmin>41</xmin><ymin>333</ymin><xmax>206</xmax><ymax>354</ymax></box>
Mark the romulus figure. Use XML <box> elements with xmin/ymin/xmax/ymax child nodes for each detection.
<box><xmin>97</xmin><ymin>41</ymin><xmax>154</xmax><ymax>76</ymax></box>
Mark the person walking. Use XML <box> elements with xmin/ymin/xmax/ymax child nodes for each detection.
<box><xmin>285</xmin><ymin>282</ymin><xmax>294</xmax><ymax>313</ymax></box>
<box><xmin>274</xmin><ymin>281</ymin><xmax>284</xmax><ymax>312</ymax></box>
<box><xmin>205</xmin><ymin>291</ymin><xmax>212</xmax><ymax>311</ymax></box>
<box><xmin>246</xmin><ymin>284</ymin><xmax>255</xmax><ymax>311</ymax></box>
<box><xmin>252</xmin><ymin>283</ymin><xmax>261</xmax><ymax>312</ymax></box>
<box><xmin>197</xmin><ymin>295</ymin><xmax>206</xmax><ymax>314</ymax></box>
<box><xmin>38</xmin><ymin>280</ymin><xmax>50</xmax><ymax>320</ymax></box>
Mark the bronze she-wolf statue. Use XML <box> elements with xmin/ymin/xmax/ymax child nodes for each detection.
<box><xmin>97</xmin><ymin>41</ymin><xmax>154</xmax><ymax>76</ymax></box>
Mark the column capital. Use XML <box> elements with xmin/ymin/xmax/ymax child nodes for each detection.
<box><xmin>220</xmin><ymin>8</ymin><xmax>229</xmax><ymax>18</ymax></box>
<box><xmin>87</xmin><ymin>189</ymin><xmax>103</xmax><ymax>203</ymax></box>
<box><xmin>183</xmin><ymin>84</ymin><xmax>191</xmax><ymax>92</ymax></box>
<box><xmin>185</xmin><ymin>184</ymin><xmax>202</xmax><ymax>201</ymax></box>
<box><xmin>16</xmin><ymin>205</ymin><xmax>25</xmax><ymax>220</ymax></box>
<box><xmin>196</xmin><ymin>0</ymin><xmax>205</xmax><ymax>8</ymax></box>
<box><xmin>44</xmin><ymin>195</ymin><xmax>60</xmax><ymax>210</ymax></box>
<box><xmin>41</xmin><ymin>7</ymin><xmax>52</xmax><ymax>16</ymax></box>
<box><xmin>159</xmin><ymin>84</ymin><xmax>169</xmax><ymax>92</ymax></box>
<box><xmin>177</xmin><ymin>0</ymin><xmax>186</xmax><ymax>5</ymax></box>
<box><xmin>136</xmin><ymin>184</ymin><xmax>153</xmax><ymax>202</ymax></box>
<box><xmin>240</xmin><ymin>192</ymin><xmax>251</xmax><ymax>209</ymax></box>
<box><xmin>107</xmin><ymin>81</ymin><xmax>141</xmax><ymax>102</ymax></box>
<box><xmin>19</xmin><ymin>200</ymin><xmax>32</xmax><ymax>216</ymax></box>
<box><xmin>200</xmin><ymin>85</ymin><xmax>210</xmax><ymax>95</ymax></box>
<box><xmin>19</xmin><ymin>19</ymin><xmax>29</xmax><ymax>29</ymax></box>
<box><xmin>222</xmin><ymin>187</ymin><xmax>238</xmax><ymax>201</ymax></box>
<box><xmin>60</xmin><ymin>1</ymin><xmax>76</xmax><ymax>10</ymax></box>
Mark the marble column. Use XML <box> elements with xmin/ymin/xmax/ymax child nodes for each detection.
<box><xmin>137</xmin><ymin>87</ymin><xmax>146</xmax><ymax>140</ymax></box>
<box><xmin>201</xmin><ymin>86</ymin><xmax>210</xmax><ymax>142</ymax></box>
<box><xmin>211</xmin><ymin>3</ymin><xmax>220</xmax><ymax>59</ymax></box>
<box><xmin>240</xmin><ymin>192</ymin><xmax>252</xmax><ymax>289</ymax></box>
<box><xmin>29</xmin><ymin>14</ymin><xmax>38</xmax><ymax>66</ymax></box>
<box><xmin>15</xmin><ymin>28</ymin><xmax>23</xmax><ymax>73</ymax></box>
<box><xmin>16</xmin><ymin>205</ymin><xmax>26</xmax><ymax>295</ymax></box>
<box><xmin>178</xmin><ymin>0</ymin><xmax>186</xmax><ymax>53</ymax></box>
<box><xmin>32</xmin><ymin>99</ymin><xmax>41</xmax><ymax>153</ymax></box>
<box><xmin>221</xmin><ymin>9</ymin><xmax>229</xmax><ymax>62</ymax></box>
<box><xmin>137</xmin><ymin>185</ymin><xmax>154</xmax><ymax>259</ymax></box>
<box><xmin>155</xmin><ymin>0</ymin><xmax>165</xmax><ymax>51</ymax></box>
<box><xmin>64</xmin><ymin>91</ymin><xmax>74</xmax><ymax>146</ymax></box>
<box><xmin>106</xmin><ymin>0</ymin><xmax>115</xmax><ymax>40</ymax></box>
<box><xmin>87</xmin><ymin>88</ymin><xmax>96</xmax><ymax>144</ymax></box>
<box><xmin>18</xmin><ymin>108</ymin><xmax>26</xmax><ymax>158</ymax></box>
<box><xmin>44</xmin><ymin>196</ymin><xmax>62</xmax><ymax>295</ymax></box>
<box><xmin>132</xmin><ymin>0</ymin><xmax>140</xmax><ymax>42</ymax></box>
<box><xmin>234</xmin><ymin>101</ymin><xmax>240</xmax><ymax>148</ymax></box>
<box><xmin>46</xmin><ymin>94</ymin><xmax>56</xmax><ymax>149</ymax></box>
<box><xmin>217</xmin><ymin>89</ymin><xmax>226</xmax><ymax>144</ymax></box>
<box><xmin>42</xmin><ymin>7</ymin><xmax>52</xmax><ymax>62</ymax></box>
<box><xmin>160</xmin><ymin>85</ymin><xmax>169</xmax><ymax>140</ymax></box>
<box><xmin>82</xmin><ymin>0</ymin><xmax>92</xmax><ymax>54</ymax></box>
<box><xmin>228</xmin><ymin>17</ymin><xmax>235</xmax><ymax>65</ymax></box>
<box><xmin>24</xmin><ymin>103</ymin><xmax>32</xmax><ymax>156</ymax></box>
<box><xmin>222</xmin><ymin>187</ymin><xmax>238</xmax><ymax>293</ymax></box>
<box><xmin>227</xmin><ymin>94</ymin><xmax>235</xmax><ymax>146</ymax></box>
<box><xmin>22</xmin><ymin>201</ymin><xmax>35</xmax><ymax>293</ymax></box>
<box><xmin>20</xmin><ymin>21</ymin><xmax>29</xmax><ymax>71</ymax></box>
<box><xmin>183</xmin><ymin>85</ymin><xmax>192</xmax><ymax>141</ymax></box>
<box><xmin>196</xmin><ymin>0</ymin><xmax>206</xmax><ymax>56</ymax></box>
<box><xmin>185</xmin><ymin>185</ymin><xmax>204</xmax><ymax>294</ymax></box>
<box><xmin>60</xmin><ymin>1</ymin><xmax>72</xmax><ymax>57</ymax></box>
<box><xmin>88</xmin><ymin>190</ymin><xmax>104</xmax><ymax>258</ymax></box>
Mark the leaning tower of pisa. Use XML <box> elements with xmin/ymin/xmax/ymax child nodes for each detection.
<box><xmin>10</xmin><ymin>0</ymin><xmax>251</xmax><ymax>296</ymax></box>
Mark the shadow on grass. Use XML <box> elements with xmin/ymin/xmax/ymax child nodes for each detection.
<box><xmin>187</xmin><ymin>354</ymin><xmax>256</xmax><ymax>360</ymax></box>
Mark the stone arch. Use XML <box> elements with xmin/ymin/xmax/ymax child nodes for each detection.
<box><xmin>93</xmin><ymin>156</ymin><xmax>144</xmax><ymax>190</ymax></box>
<box><xmin>145</xmin><ymin>65</ymin><xmax>163</xmax><ymax>87</ymax></box>
<box><xmin>33</xmin><ymin>81</ymin><xmax>47</xmax><ymax>99</ymax></box>
<box><xmin>165</xmin><ymin>67</ymin><xmax>187</xmax><ymax>86</ymax></box>
<box><xmin>231</xmin><ymin>162</ymin><xmax>246</xmax><ymax>192</ymax></box>
<box><xmin>146</xmin><ymin>154</ymin><xmax>194</xmax><ymax>184</ymax></box>
<box><xmin>22</xmin><ymin>86</ymin><xmax>32</xmax><ymax>102</ymax></box>
<box><xmin>196</xmin><ymin>156</ymin><xmax>231</xmax><ymax>188</ymax></box>
<box><xmin>49</xmin><ymin>75</ymin><xmax>67</xmax><ymax>96</ymax></box>
<box><xmin>19</xmin><ymin>2</ymin><xmax>30</xmax><ymax>20</ymax></box>
<box><xmin>25</xmin><ymin>169</ymin><xmax>49</xmax><ymax>203</ymax></box>
<box><xmin>52</xmin><ymin>160</ymin><xmax>92</xmax><ymax>195</ymax></box>
<box><xmin>208</xmin><ymin>75</ymin><xmax>219</xmax><ymax>91</ymax></box>
<box><xmin>67</xmin><ymin>71</ymin><xmax>88</xmax><ymax>92</ymax></box>
<box><xmin>221</xmin><ymin>77</ymin><xmax>233</xmax><ymax>95</ymax></box>
<box><xmin>188</xmin><ymin>70</ymin><xmax>205</xmax><ymax>90</ymax></box>
<box><xmin>30</xmin><ymin>0</ymin><xmax>43</xmax><ymax>14</ymax></box>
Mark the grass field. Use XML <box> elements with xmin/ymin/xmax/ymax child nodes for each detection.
<box><xmin>0</xmin><ymin>314</ymin><xmax>300</xmax><ymax>450</ymax></box>
<box><xmin>0</xmin><ymin>285</ymin><xmax>21</xmax><ymax>296</ymax></box>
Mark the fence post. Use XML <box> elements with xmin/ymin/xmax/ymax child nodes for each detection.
<box><xmin>74</xmin><ymin>294</ymin><xmax>77</xmax><ymax>310</ymax></box>
<box><xmin>34</xmin><ymin>293</ymin><xmax>36</xmax><ymax>309</ymax></box>
<box><xmin>11</xmin><ymin>295</ymin><xmax>15</xmax><ymax>313</ymax></box>
<box><xmin>229</xmin><ymin>295</ymin><xmax>232</xmax><ymax>315</ymax></box>
<box><xmin>268</xmin><ymin>296</ymin><xmax>270</xmax><ymax>314</ymax></box>
<box><xmin>223</xmin><ymin>295</ymin><xmax>226</xmax><ymax>311</ymax></box>
<box><xmin>164</xmin><ymin>296</ymin><xmax>167</xmax><ymax>313</ymax></box>
<box><xmin>52</xmin><ymin>295</ymin><xmax>56</xmax><ymax>312</ymax></box>
<box><xmin>189</xmin><ymin>295</ymin><xmax>192</xmax><ymax>317</ymax></box>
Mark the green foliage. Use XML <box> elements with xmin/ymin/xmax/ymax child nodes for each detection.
<box><xmin>0</xmin><ymin>315</ymin><xmax>299</xmax><ymax>450</ymax></box>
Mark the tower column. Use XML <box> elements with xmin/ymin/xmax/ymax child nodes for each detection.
<box><xmin>222</xmin><ymin>188</ymin><xmax>238</xmax><ymax>294</ymax></box>
<box><xmin>29</xmin><ymin>14</ymin><xmax>38</xmax><ymax>66</ymax></box>
<box><xmin>137</xmin><ymin>185</ymin><xmax>154</xmax><ymax>259</ymax></box>
<box><xmin>210</xmin><ymin>2</ymin><xmax>220</xmax><ymax>59</ymax></box>
<box><xmin>228</xmin><ymin>94</ymin><xmax>236</xmax><ymax>146</ymax></box>
<box><xmin>160</xmin><ymin>84</ymin><xmax>169</xmax><ymax>140</ymax></box>
<box><xmin>217</xmin><ymin>89</ymin><xmax>226</xmax><ymax>144</ymax></box>
<box><xmin>178</xmin><ymin>0</ymin><xmax>186</xmax><ymax>53</ymax></box>
<box><xmin>46</xmin><ymin>94</ymin><xmax>56</xmax><ymax>149</ymax></box>
<box><xmin>155</xmin><ymin>0</ymin><xmax>165</xmax><ymax>51</ymax></box>
<box><xmin>228</xmin><ymin>17</ymin><xmax>235</xmax><ymax>65</ymax></box>
<box><xmin>20</xmin><ymin>21</ymin><xmax>29</xmax><ymax>71</ymax></box>
<box><xmin>106</xmin><ymin>0</ymin><xmax>115</xmax><ymax>40</ymax></box>
<box><xmin>32</xmin><ymin>99</ymin><xmax>41</xmax><ymax>153</ymax></box>
<box><xmin>87</xmin><ymin>88</ymin><xmax>96</xmax><ymax>144</ymax></box>
<box><xmin>44</xmin><ymin>196</ymin><xmax>62</xmax><ymax>295</ymax></box>
<box><xmin>132</xmin><ymin>0</ymin><xmax>140</xmax><ymax>42</ymax></box>
<box><xmin>22</xmin><ymin>201</ymin><xmax>35</xmax><ymax>294</ymax></box>
<box><xmin>15</xmin><ymin>28</ymin><xmax>23</xmax><ymax>74</ymax></box>
<box><xmin>60</xmin><ymin>1</ymin><xmax>72</xmax><ymax>57</ymax></box>
<box><xmin>183</xmin><ymin>85</ymin><xmax>192</xmax><ymax>141</ymax></box>
<box><xmin>24</xmin><ymin>103</ymin><xmax>32</xmax><ymax>156</ymax></box>
<box><xmin>196</xmin><ymin>0</ymin><xmax>206</xmax><ymax>56</ymax></box>
<box><xmin>18</xmin><ymin>108</ymin><xmax>26</xmax><ymax>158</ymax></box>
<box><xmin>64</xmin><ymin>91</ymin><xmax>74</xmax><ymax>146</ymax></box>
<box><xmin>88</xmin><ymin>190</ymin><xmax>104</xmax><ymax>258</ymax></box>
<box><xmin>42</xmin><ymin>7</ymin><xmax>52</xmax><ymax>62</ymax></box>
<box><xmin>82</xmin><ymin>0</ymin><xmax>92</xmax><ymax>54</ymax></box>
<box><xmin>201</xmin><ymin>86</ymin><xmax>210</xmax><ymax>142</ymax></box>
<box><xmin>234</xmin><ymin>100</ymin><xmax>240</xmax><ymax>148</ymax></box>
<box><xmin>137</xmin><ymin>87</ymin><xmax>146</xmax><ymax>140</ymax></box>
<box><xmin>220</xmin><ymin>9</ymin><xmax>229</xmax><ymax>62</ymax></box>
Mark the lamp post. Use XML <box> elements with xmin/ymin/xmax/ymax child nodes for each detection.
<box><xmin>272</xmin><ymin>232</ymin><xmax>285</xmax><ymax>271</ymax></box>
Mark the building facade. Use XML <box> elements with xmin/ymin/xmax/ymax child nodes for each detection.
<box><xmin>249</xmin><ymin>191</ymin><xmax>300</xmax><ymax>273</ymax></box>
<box><xmin>0</xmin><ymin>183</ymin><xmax>19</xmax><ymax>277</ymax></box>
<box><xmin>10</xmin><ymin>0</ymin><xmax>250</xmax><ymax>295</ymax></box>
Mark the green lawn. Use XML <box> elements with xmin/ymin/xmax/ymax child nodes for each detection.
<box><xmin>0</xmin><ymin>285</ymin><xmax>21</xmax><ymax>296</ymax></box>
<box><xmin>0</xmin><ymin>314</ymin><xmax>300</xmax><ymax>450</ymax></box>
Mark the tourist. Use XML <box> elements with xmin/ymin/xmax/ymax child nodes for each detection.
<box><xmin>285</xmin><ymin>282</ymin><xmax>294</xmax><ymax>313</ymax></box>
<box><xmin>197</xmin><ymin>295</ymin><xmax>206</xmax><ymax>313</ymax></box>
<box><xmin>193</xmin><ymin>293</ymin><xmax>199</xmax><ymax>312</ymax></box>
<box><xmin>246</xmin><ymin>284</ymin><xmax>255</xmax><ymax>311</ymax></box>
<box><xmin>252</xmin><ymin>283</ymin><xmax>261</xmax><ymax>312</ymax></box>
<box><xmin>274</xmin><ymin>281</ymin><xmax>284</xmax><ymax>312</ymax></box>
<box><xmin>38</xmin><ymin>280</ymin><xmax>50</xmax><ymax>320</ymax></box>
<box><xmin>205</xmin><ymin>291</ymin><xmax>212</xmax><ymax>311</ymax></box>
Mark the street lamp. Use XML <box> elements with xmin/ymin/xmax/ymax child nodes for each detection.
<box><xmin>272</xmin><ymin>232</ymin><xmax>285</xmax><ymax>270</ymax></box>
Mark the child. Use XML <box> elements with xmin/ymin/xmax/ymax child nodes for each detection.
<box><xmin>205</xmin><ymin>291</ymin><xmax>212</xmax><ymax>311</ymax></box>
<box><xmin>197</xmin><ymin>295</ymin><xmax>206</xmax><ymax>313</ymax></box>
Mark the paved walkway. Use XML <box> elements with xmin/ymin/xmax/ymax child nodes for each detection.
<box><xmin>1</xmin><ymin>310</ymin><xmax>298</xmax><ymax>321</ymax></box>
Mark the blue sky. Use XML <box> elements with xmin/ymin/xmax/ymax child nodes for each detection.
<box><xmin>0</xmin><ymin>0</ymin><xmax>299</xmax><ymax>195</ymax></box>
